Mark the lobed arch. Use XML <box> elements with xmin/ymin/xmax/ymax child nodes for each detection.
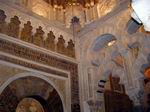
<box><xmin>80</xmin><ymin>31</ymin><xmax>122</xmax><ymax>76</ymax></box>
<box><xmin>80</xmin><ymin>25</ymin><xmax>119</xmax><ymax>63</ymax></box>
<box><xmin>82</xmin><ymin>32</ymin><xmax>129</xmax><ymax>95</ymax></box>
<box><xmin>92</xmin><ymin>33</ymin><xmax>117</xmax><ymax>52</ymax></box>
<box><xmin>90</xmin><ymin>33</ymin><xmax>117</xmax><ymax>67</ymax></box>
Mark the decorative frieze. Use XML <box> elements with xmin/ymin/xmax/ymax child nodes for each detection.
<box><xmin>0</xmin><ymin>9</ymin><xmax>75</xmax><ymax>58</ymax></box>
<box><xmin>0</xmin><ymin>55</ymin><xmax>68</xmax><ymax>78</ymax></box>
<box><xmin>7</xmin><ymin>16</ymin><xmax>21</xmax><ymax>38</ymax></box>
<box><xmin>0</xmin><ymin>36</ymin><xmax>80</xmax><ymax>112</ymax></box>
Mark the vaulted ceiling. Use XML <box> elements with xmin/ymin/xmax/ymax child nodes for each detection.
<box><xmin>43</xmin><ymin>0</ymin><xmax>99</xmax><ymax>8</ymax></box>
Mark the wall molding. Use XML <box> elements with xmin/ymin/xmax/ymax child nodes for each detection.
<box><xmin>0</xmin><ymin>34</ymin><xmax>80</xmax><ymax>112</ymax></box>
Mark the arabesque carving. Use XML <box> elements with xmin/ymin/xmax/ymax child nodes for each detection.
<box><xmin>7</xmin><ymin>16</ymin><xmax>21</xmax><ymax>38</ymax></box>
<box><xmin>0</xmin><ymin>9</ymin><xmax>7</xmax><ymax>34</ymax></box>
<box><xmin>20</xmin><ymin>21</ymin><xmax>33</xmax><ymax>42</ymax></box>
<box><xmin>45</xmin><ymin>31</ymin><xmax>55</xmax><ymax>51</ymax></box>
<box><xmin>33</xmin><ymin>26</ymin><xmax>44</xmax><ymax>47</ymax></box>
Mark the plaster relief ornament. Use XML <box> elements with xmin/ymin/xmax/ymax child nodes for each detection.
<box><xmin>45</xmin><ymin>31</ymin><xmax>55</xmax><ymax>51</ymax></box>
<box><xmin>20</xmin><ymin>21</ymin><xmax>33</xmax><ymax>42</ymax></box>
<box><xmin>0</xmin><ymin>9</ymin><xmax>7</xmax><ymax>34</ymax></box>
<box><xmin>7</xmin><ymin>16</ymin><xmax>21</xmax><ymax>38</ymax></box>
<box><xmin>57</xmin><ymin>35</ymin><xmax>66</xmax><ymax>54</ymax></box>
<box><xmin>33</xmin><ymin>26</ymin><xmax>44</xmax><ymax>47</ymax></box>
<box><xmin>67</xmin><ymin>39</ymin><xmax>75</xmax><ymax>58</ymax></box>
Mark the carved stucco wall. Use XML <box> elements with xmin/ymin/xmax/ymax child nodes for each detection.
<box><xmin>78</xmin><ymin>6</ymin><xmax>150</xmax><ymax>109</ymax></box>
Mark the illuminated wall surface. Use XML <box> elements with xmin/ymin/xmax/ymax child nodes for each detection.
<box><xmin>0</xmin><ymin>0</ymin><xmax>150</xmax><ymax>112</ymax></box>
<box><xmin>20</xmin><ymin>0</ymin><xmax>118</xmax><ymax>28</ymax></box>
